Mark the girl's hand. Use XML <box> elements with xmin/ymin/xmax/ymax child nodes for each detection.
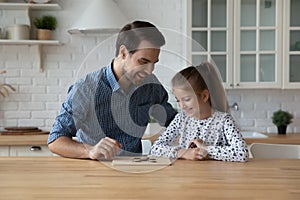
<box><xmin>178</xmin><ymin>139</ymin><xmax>208</xmax><ymax>160</ymax></box>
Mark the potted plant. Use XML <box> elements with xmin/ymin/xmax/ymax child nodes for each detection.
<box><xmin>272</xmin><ymin>109</ymin><xmax>293</xmax><ymax>134</ymax></box>
<box><xmin>33</xmin><ymin>15</ymin><xmax>57</xmax><ymax>40</ymax></box>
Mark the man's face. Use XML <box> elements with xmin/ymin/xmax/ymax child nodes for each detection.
<box><xmin>122</xmin><ymin>40</ymin><xmax>160</xmax><ymax>85</ymax></box>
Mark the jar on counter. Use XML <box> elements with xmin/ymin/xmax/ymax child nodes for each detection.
<box><xmin>0</xmin><ymin>28</ymin><xmax>3</xmax><ymax>39</ymax></box>
<box><xmin>6</xmin><ymin>24</ymin><xmax>30</xmax><ymax>40</ymax></box>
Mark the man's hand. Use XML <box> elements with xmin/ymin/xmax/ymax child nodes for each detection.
<box><xmin>88</xmin><ymin>137</ymin><xmax>122</xmax><ymax>160</ymax></box>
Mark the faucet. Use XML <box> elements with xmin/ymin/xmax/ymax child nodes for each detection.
<box><xmin>230</xmin><ymin>102</ymin><xmax>239</xmax><ymax>111</ymax></box>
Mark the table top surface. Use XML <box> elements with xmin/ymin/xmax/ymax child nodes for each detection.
<box><xmin>0</xmin><ymin>157</ymin><xmax>299</xmax><ymax>200</ymax></box>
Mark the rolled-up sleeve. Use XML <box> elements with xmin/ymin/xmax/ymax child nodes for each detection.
<box><xmin>47</xmin><ymin>87</ymin><xmax>77</xmax><ymax>144</ymax></box>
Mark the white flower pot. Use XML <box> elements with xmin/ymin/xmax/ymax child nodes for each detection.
<box><xmin>144</xmin><ymin>122</ymin><xmax>164</xmax><ymax>136</ymax></box>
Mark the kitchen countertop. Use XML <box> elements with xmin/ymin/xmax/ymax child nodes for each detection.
<box><xmin>244</xmin><ymin>133</ymin><xmax>300</xmax><ymax>145</ymax></box>
<box><xmin>0</xmin><ymin>157</ymin><xmax>299</xmax><ymax>199</ymax></box>
<box><xmin>1</xmin><ymin>132</ymin><xmax>300</xmax><ymax>146</ymax></box>
<box><xmin>144</xmin><ymin>133</ymin><xmax>300</xmax><ymax>145</ymax></box>
<box><xmin>0</xmin><ymin>134</ymin><xmax>49</xmax><ymax>145</ymax></box>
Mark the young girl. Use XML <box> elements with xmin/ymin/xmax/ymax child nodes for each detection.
<box><xmin>150</xmin><ymin>62</ymin><xmax>248</xmax><ymax>162</ymax></box>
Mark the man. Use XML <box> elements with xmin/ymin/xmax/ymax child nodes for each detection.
<box><xmin>48</xmin><ymin>21</ymin><xmax>177</xmax><ymax>160</ymax></box>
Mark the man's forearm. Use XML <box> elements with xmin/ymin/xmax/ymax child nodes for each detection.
<box><xmin>48</xmin><ymin>136</ymin><xmax>90</xmax><ymax>159</ymax></box>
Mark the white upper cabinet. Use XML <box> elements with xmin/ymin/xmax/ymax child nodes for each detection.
<box><xmin>188</xmin><ymin>0</ymin><xmax>233</xmax><ymax>88</ymax></box>
<box><xmin>283</xmin><ymin>0</ymin><xmax>300</xmax><ymax>89</ymax></box>
<box><xmin>189</xmin><ymin>0</ymin><xmax>299</xmax><ymax>89</ymax></box>
<box><xmin>234</xmin><ymin>0</ymin><xmax>282</xmax><ymax>89</ymax></box>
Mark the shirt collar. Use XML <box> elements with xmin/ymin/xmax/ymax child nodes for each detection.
<box><xmin>106</xmin><ymin>60</ymin><xmax>138</xmax><ymax>94</ymax></box>
<box><xmin>106</xmin><ymin>61</ymin><xmax>120</xmax><ymax>92</ymax></box>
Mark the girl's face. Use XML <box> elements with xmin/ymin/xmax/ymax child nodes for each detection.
<box><xmin>173</xmin><ymin>87</ymin><xmax>209</xmax><ymax>119</ymax></box>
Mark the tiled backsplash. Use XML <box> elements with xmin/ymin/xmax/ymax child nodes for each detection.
<box><xmin>227</xmin><ymin>89</ymin><xmax>300</xmax><ymax>133</ymax></box>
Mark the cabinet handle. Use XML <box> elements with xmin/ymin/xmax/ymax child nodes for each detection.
<box><xmin>236</xmin><ymin>83</ymin><xmax>240</xmax><ymax>86</ymax></box>
<box><xmin>30</xmin><ymin>146</ymin><xmax>42</xmax><ymax>151</ymax></box>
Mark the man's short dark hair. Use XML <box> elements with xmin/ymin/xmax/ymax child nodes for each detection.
<box><xmin>115</xmin><ymin>21</ymin><xmax>165</xmax><ymax>56</ymax></box>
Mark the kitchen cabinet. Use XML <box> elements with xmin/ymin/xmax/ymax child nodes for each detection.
<box><xmin>0</xmin><ymin>134</ymin><xmax>52</xmax><ymax>156</ymax></box>
<box><xmin>0</xmin><ymin>2</ymin><xmax>62</xmax><ymax>71</ymax></box>
<box><xmin>10</xmin><ymin>145</ymin><xmax>52</xmax><ymax>156</ymax></box>
<box><xmin>0</xmin><ymin>146</ymin><xmax>9</xmax><ymax>156</ymax></box>
<box><xmin>188</xmin><ymin>0</ymin><xmax>233</xmax><ymax>88</ymax></box>
<box><xmin>283</xmin><ymin>0</ymin><xmax>300</xmax><ymax>88</ymax></box>
<box><xmin>0</xmin><ymin>145</ymin><xmax>52</xmax><ymax>156</ymax></box>
<box><xmin>234</xmin><ymin>0</ymin><xmax>282</xmax><ymax>89</ymax></box>
<box><xmin>188</xmin><ymin>0</ymin><xmax>298</xmax><ymax>89</ymax></box>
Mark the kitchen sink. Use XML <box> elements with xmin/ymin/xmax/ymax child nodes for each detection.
<box><xmin>241</xmin><ymin>131</ymin><xmax>268</xmax><ymax>138</ymax></box>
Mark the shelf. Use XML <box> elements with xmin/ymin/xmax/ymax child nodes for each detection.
<box><xmin>0</xmin><ymin>39</ymin><xmax>61</xmax><ymax>45</ymax></box>
<box><xmin>0</xmin><ymin>3</ymin><xmax>61</xmax><ymax>10</ymax></box>
<box><xmin>0</xmin><ymin>2</ymin><xmax>62</xmax><ymax>72</ymax></box>
<box><xmin>0</xmin><ymin>39</ymin><xmax>62</xmax><ymax>72</ymax></box>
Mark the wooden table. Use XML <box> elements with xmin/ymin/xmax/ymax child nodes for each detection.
<box><xmin>0</xmin><ymin>157</ymin><xmax>299</xmax><ymax>200</ymax></box>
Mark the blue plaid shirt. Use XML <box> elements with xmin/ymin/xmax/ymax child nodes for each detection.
<box><xmin>48</xmin><ymin>62</ymin><xmax>177</xmax><ymax>154</ymax></box>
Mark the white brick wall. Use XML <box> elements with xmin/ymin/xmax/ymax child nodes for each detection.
<box><xmin>0</xmin><ymin>0</ymin><xmax>299</xmax><ymax>133</ymax></box>
<box><xmin>227</xmin><ymin>89</ymin><xmax>300</xmax><ymax>133</ymax></box>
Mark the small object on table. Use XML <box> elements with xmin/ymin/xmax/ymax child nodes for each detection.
<box><xmin>112</xmin><ymin>156</ymin><xmax>172</xmax><ymax>166</ymax></box>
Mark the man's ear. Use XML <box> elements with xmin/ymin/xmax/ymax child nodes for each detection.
<box><xmin>118</xmin><ymin>45</ymin><xmax>128</xmax><ymax>59</ymax></box>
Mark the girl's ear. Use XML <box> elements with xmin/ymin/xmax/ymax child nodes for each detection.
<box><xmin>202</xmin><ymin>89</ymin><xmax>210</xmax><ymax>103</ymax></box>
